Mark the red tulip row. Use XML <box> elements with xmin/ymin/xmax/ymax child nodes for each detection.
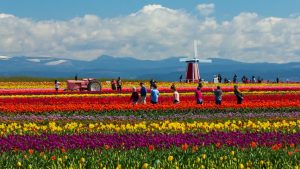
<box><xmin>0</xmin><ymin>86</ymin><xmax>299</xmax><ymax>95</ymax></box>
<box><xmin>0</xmin><ymin>94</ymin><xmax>299</xmax><ymax>113</ymax></box>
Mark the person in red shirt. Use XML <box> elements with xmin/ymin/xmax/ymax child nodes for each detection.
<box><xmin>195</xmin><ymin>86</ymin><xmax>203</xmax><ymax>104</ymax></box>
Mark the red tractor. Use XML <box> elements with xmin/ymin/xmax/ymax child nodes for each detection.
<box><xmin>66</xmin><ymin>78</ymin><xmax>101</xmax><ymax>91</ymax></box>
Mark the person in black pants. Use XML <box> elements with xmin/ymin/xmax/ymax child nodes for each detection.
<box><xmin>213</xmin><ymin>86</ymin><xmax>222</xmax><ymax>105</ymax></box>
<box><xmin>234</xmin><ymin>85</ymin><xmax>244</xmax><ymax>104</ymax></box>
<box><xmin>130</xmin><ymin>87</ymin><xmax>139</xmax><ymax>105</ymax></box>
<box><xmin>117</xmin><ymin>77</ymin><xmax>122</xmax><ymax>91</ymax></box>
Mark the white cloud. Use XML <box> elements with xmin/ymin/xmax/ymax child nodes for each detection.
<box><xmin>45</xmin><ymin>60</ymin><xmax>67</xmax><ymax>66</ymax></box>
<box><xmin>0</xmin><ymin>4</ymin><xmax>299</xmax><ymax>63</ymax></box>
<box><xmin>27</xmin><ymin>59</ymin><xmax>41</xmax><ymax>62</ymax></box>
<box><xmin>196</xmin><ymin>3</ymin><xmax>215</xmax><ymax>16</ymax></box>
<box><xmin>0</xmin><ymin>55</ymin><xmax>11</xmax><ymax>60</ymax></box>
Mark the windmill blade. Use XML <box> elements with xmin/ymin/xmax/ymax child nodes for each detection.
<box><xmin>198</xmin><ymin>59</ymin><xmax>212</xmax><ymax>63</ymax></box>
<box><xmin>180</xmin><ymin>58</ymin><xmax>201</xmax><ymax>62</ymax></box>
<box><xmin>194</xmin><ymin>40</ymin><xmax>198</xmax><ymax>59</ymax></box>
<box><xmin>179</xmin><ymin>58</ymin><xmax>189</xmax><ymax>62</ymax></box>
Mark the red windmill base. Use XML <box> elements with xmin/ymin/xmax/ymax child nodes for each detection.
<box><xmin>185</xmin><ymin>62</ymin><xmax>200</xmax><ymax>82</ymax></box>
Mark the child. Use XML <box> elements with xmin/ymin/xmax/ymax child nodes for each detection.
<box><xmin>213</xmin><ymin>86</ymin><xmax>222</xmax><ymax>105</ymax></box>
<box><xmin>130</xmin><ymin>87</ymin><xmax>139</xmax><ymax>105</ymax></box>
<box><xmin>195</xmin><ymin>86</ymin><xmax>203</xmax><ymax>104</ymax></box>
<box><xmin>171</xmin><ymin>85</ymin><xmax>180</xmax><ymax>104</ymax></box>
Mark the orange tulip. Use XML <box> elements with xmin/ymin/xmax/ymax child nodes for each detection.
<box><xmin>51</xmin><ymin>155</ymin><xmax>56</xmax><ymax>161</ymax></box>
<box><xmin>251</xmin><ymin>141</ymin><xmax>257</xmax><ymax>148</ymax></box>
<box><xmin>28</xmin><ymin>149</ymin><xmax>34</xmax><ymax>155</ymax></box>
<box><xmin>182</xmin><ymin>143</ymin><xmax>188</xmax><ymax>151</ymax></box>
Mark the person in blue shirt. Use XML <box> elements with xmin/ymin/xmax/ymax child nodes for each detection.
<box><xmin>213</xmin><ymin>86</ymin><xmax>222</xmax><ymax>105</ymax></box>
<box><xmin>139</xmin><ymin>82</ymin><xmax>147</xmax><ymax>104</ymax></box>
<box><xmin>150</xmin><ymin>84</ymin><xmax>159</xmax><ymax>104</ymax></box>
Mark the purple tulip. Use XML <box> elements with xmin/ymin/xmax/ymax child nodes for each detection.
<box><xmin>1</xmin><ymin>132</ymin><xmax>299</xmax><ymax>151</ymax></box>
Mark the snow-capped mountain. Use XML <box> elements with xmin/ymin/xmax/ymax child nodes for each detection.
<box><xmin>0</xmin><ymin>55</ymin><xmax>299</xmax><ymax>81</ymax></box>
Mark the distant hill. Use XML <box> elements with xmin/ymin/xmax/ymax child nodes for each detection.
<box><xmin>0</xmin><ymin>55</ymin><xmax>299</xmax><ymax>82</ymax></box>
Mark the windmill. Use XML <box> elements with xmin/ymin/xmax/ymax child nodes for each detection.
<box><xmin>179</xmin><ymin>40</ymin><xmax>212</xmax><ymax>82</ymax></box>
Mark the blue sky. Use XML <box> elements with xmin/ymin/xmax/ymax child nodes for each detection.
<box><xmin>1</xmin><ymin>0</ymin><xmax>299</xmax><ymax>20</ymax></box>
<box><xmin>0</xmin><ymin>0</ymin><xmax>300</xmax><ymax>63</ymax></box>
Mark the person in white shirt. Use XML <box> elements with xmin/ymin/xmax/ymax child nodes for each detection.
<box><xmin>54</xmin><ymin>80</ymin><xmax>60</xmax><ymax>92</ymax></box>
<box><xmin>171</xmin><ymin>84</ymin><xmax>180</xmax><ymax>104</ymax></box>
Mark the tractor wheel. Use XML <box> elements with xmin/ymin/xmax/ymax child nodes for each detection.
<box><xmin>88</xmin><ymin>81</ymin><xmax>101</xmax><ymax>91</ymax></box>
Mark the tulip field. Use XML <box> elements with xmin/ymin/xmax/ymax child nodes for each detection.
<box><xmin>0</xmin><ymin>81</ymin><xmax>300</xmax><ymax>169</ymax></box>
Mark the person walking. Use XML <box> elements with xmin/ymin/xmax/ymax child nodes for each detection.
<box><xmin>117</xmin><ymin>77</ymin><xmax>122</xmax><ymax>91</ymax></box>
<box><xmin>171</xmin><ymin>85</ymin><xmax>180</xmax><ymax>104</ymax></box>
<box><xmin>139</xmin><ymin>82</ymin><xmax>147</xmax><ymax>104</ymax></box>
<box><xmin>111</xmin><ymin>79</ymin><xmax>117</xmax><ymax>90</ymax></box>
<box><xmin>233</xmin><ymin>74</ymin><xmax>237</xmax><ymax>83</ymax></box>
<box><xmin>149</xmin><ymin>79</ymin><xmax>157</xmax><ymax>89</ymax></box>
<box><xmin>251</xmin><ymin>76</ymin><xmax>256</xmax><ymax>83</ymax></box>
<box><xmin>213</xmin><ymin>75</ymin><xmax>219</xmax><ymax>84</ymax></box>
<box><xmin>242</xmin><ymin>75</ymin><xmax>248</xmax><ymax>83</ymax></box>
<box><xmin>179</xmin><ymin>75</ymin><xmax>183</xmax><ymax>82</ymax></box>
<box><xmin>213</xmin><ymin>86</ymin><xmax>222</xmax><ymax>105</ymax></box>
<box><xmin>224</xmin><ymin>77</ymin><xmax>229</xmax><ymax>83</ymax></box>
<box><xmin>54</xmin><ymin>80</ymin><xmax>60</xmax><ymax>92</ymax></box>
<box><xmin>150</xmin><ymin>84</ymin><xmax>159</xmax><ymax>104</ymax></box>
<box><xmin>149</xmin><ymin>79</ymin><xmax>154</xmax><ymax>89</ymax></box>
<box><xmin>195</xmin><ymin>86</ymin><xmax>203</xmax><ymax>104</ymax></box>
<box><xmin>130</xmin><ymin>87</ymin><xmax>139</xmax><ymax>105</ymax></box>
<box><xmin>234</xmin><ymin>85</ymin><xmax>244</xmax><ymax>104</ymax></box>
<box><xmin>198</xmin><ymin>81</ymin><xmax>203</xmax><ymax>88</ymax></box>
<box><xmin>218</xmin><ymin>74</ymin><xmax>222</xmax><ymax>83</ymax></box>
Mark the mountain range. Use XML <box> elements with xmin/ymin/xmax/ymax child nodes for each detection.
<box><xmin>0</xmin><ymin>55</ymin><xmax>299</xmax><ymax>82</ymax></box>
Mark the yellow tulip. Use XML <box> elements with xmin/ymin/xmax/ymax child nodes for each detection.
<box><xmin>168</xmin><ymin>155</ymin><xmax>174</xmax><ymax>161</ymax></box>
<box><xmin>196</xmin><ymin>157</ymin><xmax>201</xmax><ymax>163</ymax></box>
<box><xmin>80</xmin><ymin>157</ymin><xmax>85</xmax><ymax>163</ymax></box>
<box><xmin>116</xmin><ymin>164</ymin><xmax>121</xmax><ymax>169</ymax></box>
<box><xmin>141</xmin><ymin>163</ymin><xmax>149</xmax><ymax>169</ymax></box>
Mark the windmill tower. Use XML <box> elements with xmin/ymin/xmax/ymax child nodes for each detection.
<box><xmin>179</xmin><ymin>40</ymin><xmax>212</xmax><ymax>82</ymax></box>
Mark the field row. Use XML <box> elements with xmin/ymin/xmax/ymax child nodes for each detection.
<box><xmin>0</xmin><ymin>81</ymin><xmax>299</xmax><ymax>89</ymax></box>
<box><xmin>0</xmin><ymin>119</ymin><xmax>300</xmax><ymax>135</ymax></box>
<box><xmin>1</xmin><ymin>86</ymin><xmax>300</xmax><ymax>95</ymax></box>
<box><xmin>2</xmin><ymin>147</ymin><xmax>299</xmax><ymax>169</ymax></box>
